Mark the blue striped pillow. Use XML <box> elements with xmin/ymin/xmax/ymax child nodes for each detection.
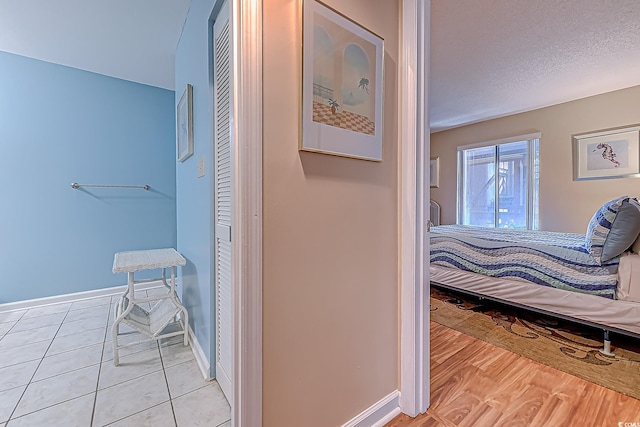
<box><xmin>585</xmin><ymin>196</ymin><xmax>629</xmax><ymax>264</ymax></box>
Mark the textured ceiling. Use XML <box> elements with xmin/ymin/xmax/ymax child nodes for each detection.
<box><xmin>2</xmin><ymin>1</ymin><xmax>639</xmax><ymax>118</ymax></box>
<box><xmin>0</xmin><ymin>0</ymin><xmax>190</xmax><ymax>90</ymax></box>
<box><xmin>430</xmin><ymin>0</ymin><xmax>640</xmax><ymax>132</ymax></box>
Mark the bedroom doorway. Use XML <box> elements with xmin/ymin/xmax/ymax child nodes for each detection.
<box><xmin>399</xmin><ymin>0</ymin><xmax>430</xmax><ymax>417</ymax></box>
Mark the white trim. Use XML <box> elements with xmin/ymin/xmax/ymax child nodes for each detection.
<box><xmin>232</xmin><ymin>0</ymin><xmax>262</xmax><ymax>426</ymax></box>
<box><xmin>0</xmin><ymin>280</ymin><xmax>166</xmax><ymax>313</ymax></box>
<box><xmin>527</xmin><ymin>138</ymin><xmax>539</xmax><ymax>230</ymax></box>
<box><xmin>399</xmin><ymin>0</ymin><xmax>430</xmax><ymax>417</ymax></box>
<box><xmin>456</xmin><ymin>132</ymin><xmax>542</xmax><ymax>151</ymax></box>
<box><xmin>188</xmin><ymin>324</ymin><xmax>212</xmax><ymax>380</ymax></box>
<box><xmin>340</xmin><ymin>391</ymin><xmax>401</xmax><ymax>427</ymax></box>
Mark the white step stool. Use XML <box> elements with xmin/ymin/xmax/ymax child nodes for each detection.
<box><xmin>112</xmin><ymin>248</ymin><xmax>189</xmax><ymax>366</ymax></box>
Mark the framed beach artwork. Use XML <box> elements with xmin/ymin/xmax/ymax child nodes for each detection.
<box><xmin>573</xmin><ymin>125</ymin><xmax>640</xmax><ymax>180</ymax></box>
<box><xmin>177</xmin><ymin>84</ymin><xmax>194</xmax><ymax>162</ymax></box>
<box><xmin>301</xmin><ymin>0</ymin><xmax>384</xmax><ymax>161</ymax></box>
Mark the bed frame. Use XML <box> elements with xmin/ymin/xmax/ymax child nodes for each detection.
<box><xmin>430</xmin><ymin>265</ymin><xmax>640</xmax><ymax>355</ymax></box>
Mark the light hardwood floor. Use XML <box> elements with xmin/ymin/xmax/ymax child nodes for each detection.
<box><xmin>386</xmin><ymin>322</ymin><xmax>640</xmax><ymax>427</ymax></box>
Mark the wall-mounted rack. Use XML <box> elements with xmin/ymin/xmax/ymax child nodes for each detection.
<box><xmin>70</xmin><ymin>183</ymin><xmax>150</xmax><ymax>190</ymax></box>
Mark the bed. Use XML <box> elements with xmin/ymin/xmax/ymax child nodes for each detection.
<box><xmin>429</xmin><ymin>196</ymin><xmax>640</xmax><ymax>348</ymax></box>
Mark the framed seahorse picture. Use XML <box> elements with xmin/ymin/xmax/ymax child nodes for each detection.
<box><xmin>300</xmin><ymin>0</ymin><xmax>384</xmax><ymax>161</ymax></box>
<box><xmin>573</xmin><ymin>125</ymin><xmax>640</xmax><ymax>180</ymax></box>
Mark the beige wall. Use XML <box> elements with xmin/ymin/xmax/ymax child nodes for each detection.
<box><xmin>263</xmin><ymin>1</ymin><xmax>399</xmax><ymax>426</ymax></box>
<box><xmin>431</xmin><ymin>85</ymin><xmax>640</xmax><ymax>233</ymax></box>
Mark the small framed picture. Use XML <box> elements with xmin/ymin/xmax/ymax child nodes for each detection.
<box><xmin>301</xmin><ymin>0</ymin><xmax>384</xmax><ymax>161</ymax></box>
<box><xmin>573</xmin><ymin>125</ymin><xmax>640</xmax><ymax>180</ymax></box>
<box><xmin>177</xmin><ymin>84</ymin><xmax>194</xmax><ymax>162</ymax></box>
<box><xmin>430</xmin><ymin>157</ymin><xmax>440</xmax><ymax>188</ymax></box>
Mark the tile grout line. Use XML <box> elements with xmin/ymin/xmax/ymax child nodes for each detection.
<box><xmin>90</xmin><ymin>296</ymin><xmax>115</xmax><ymax>427</ymax></box>
<box><xmin>158</xmin><ymin>339</ymin><xmax>180</xmax><ymax>427</ymax></box>
<box><xmin>92</xmin><ymin>351</ymin><xmax>175</xmax><ymax>425</ymax></box>
<box><xmin>2</xmin><ymin>300</ymin><xmax>118</xmax><ymax>424</ymax></box>
<box><xmin>42</xmin><ymin>331</ymin><xmax>109</xmax><ymax>359</ymax></box>
<box><xmin>94</xmin><ymin>288</ymin><xmax>177</xmax><ymax>427</ymax></box>
<box><xmin>7</xmin><ymin>392</ymin><xmax>97</xmax><ymax>424</ymax></box>
<box><xmin>158</xmin><ymin>358</ymin><xmax>212</xmax><ymax>400</ymax></box>
<box><xmin>3</xmin><ymin>291</ymin><xmax>203</xmax><ymax>426</ymax></box>
<box><xmin>5</xmin><ymin>303</ymin><xmax>73</xmax><ymax>422</ymax></box>
<box><xmin>92</xmin><ymin>289</ymin><xmax>172</xmax><ymax>426</ymax></box>
<box><xmin>30</xmin><ymin>360</ymin><xmax>103</xmax><ymax>384</ymax></box>
<box><xmin>101</xmin><ymin>401</ymin><xmax>172</xmax><ymax>427</ymax></box>
<box><xmin>53</xmin><ymin>324</ymin><xmax>109</xmax><ymax>340</ymax></box>
<box><xmin>95</xmin><ymin>356</ymin><xmax>166</xmax><ymax>393</ymax></box>
<box><xmin>3</xmin><ymin>309</ymin><xmax>32</xmax><ymax>336</ymax></box>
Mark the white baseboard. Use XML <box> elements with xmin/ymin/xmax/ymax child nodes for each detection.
<box><xmin>341</xmin><ymin>390</ymin><xmax>401</xmax><ymax>427</ymax></box>
<box><xmin>188</xmin><ymin>324</ymin><xmax>211</xmax><ymax>380</ymax></box>
<box><xmin>0</xmin><ymin>280</ymin><xmax>166</xmax><ymax>312</ymax></box>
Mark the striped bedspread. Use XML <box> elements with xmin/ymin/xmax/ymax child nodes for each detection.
<box><xmin>430</xmin><ymin>225</ymin><xmax>619</xmax><ymax>299</ymax></box>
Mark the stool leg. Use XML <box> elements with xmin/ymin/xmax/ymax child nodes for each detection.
<box><xmin>112</xmin><ymin>275</ymin><xmax>134</xmax><ymax>367</ymax></box>
<box><xmin>112</xmin><ymin>319</ymin><xmax>120</xmax><ymax>366</ymax></box>
<box><xmin>182</xmin><ymin>308</ymin><xmax>189</xmax><ymax>346</ymax></box>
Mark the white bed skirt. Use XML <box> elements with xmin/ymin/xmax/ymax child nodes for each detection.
<box><xmin>430</xmin><ymin>265</ymin><xmax>640</xmax><ymax>336</ymax></box>
<box><xmin>617</xmin><ymin>253</ymin><xmax>640</xmax><ymax>303</ymax></box>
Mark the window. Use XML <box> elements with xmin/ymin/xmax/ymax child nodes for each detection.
<box><xmin>457</xmin><ymin>134</ymin><xmax>540</xmax><ymax>230</ymax></box>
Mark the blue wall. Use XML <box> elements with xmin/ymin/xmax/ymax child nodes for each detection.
<box><xmin>0</xmin><ymin>51</ymin><xmax>177</xmax><ymax>303</ymax></box>
<box><xmin>175</xmin><ymin>0</ymin><xmax>222</xmax><ymax>373</ymax></box>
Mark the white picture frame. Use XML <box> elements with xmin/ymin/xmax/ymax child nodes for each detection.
<box><xmin>301</xmin><ymin>0</ymin><xmax>384</xmax><ymax>161</ymax></box>
<box><xmin>573</xmin><ymin>125</ymin><xmax>640</xmax><ymax>180</ymax></box>
<box><xmin>177</xmin><ymin>84</ymin><xmax>194</xmax><ymax>162</ymax></box>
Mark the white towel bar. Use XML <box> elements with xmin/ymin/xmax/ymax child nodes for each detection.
<box><xmin>71</xmin><ymin>183</ymin><xmax>150</xmax><ymax>190</ymax></box>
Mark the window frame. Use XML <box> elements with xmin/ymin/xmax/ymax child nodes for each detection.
<box><xmin>456</xmin><ymin>132</ymin><xmax>541</xmax><ymax>230</ymax></box>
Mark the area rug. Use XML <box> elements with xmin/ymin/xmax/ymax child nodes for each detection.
<box><xmin>430</xmin><ymin>286</ymin><xmax>640</xmax><ymax>400</ymax></box>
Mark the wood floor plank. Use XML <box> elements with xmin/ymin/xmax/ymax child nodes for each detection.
<box><xmin>531</xmin><ymin>395</ymin><xmax>571</xmax><ymax>426</ymax></box>
<box><xmin>385</xmin><ymin>322</ymin><xmax>640</xmax><ymax>427</ymax></box>
<box><xmin>457</xmin><ymin>402</ymin><xmax>503</xmax><ymax>427</ymax></box>
<box><xmin>493</xmin><ymin>385</ymin><xmax>546</xmax><ymax>427</ymax></box>
<box><xmin>435</xmin><ymin>389</ymin><xmax>481</xmax><ymax>425</ymax></box>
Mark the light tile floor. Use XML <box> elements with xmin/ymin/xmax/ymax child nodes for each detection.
<box><xmin>0</xmin><ymin>289</ymin><xmax>230</xmax><ymax>427</ymax></box>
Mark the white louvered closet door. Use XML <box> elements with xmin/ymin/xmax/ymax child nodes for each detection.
<box><xmin>213</xmin><ymin>0</ymin><xmax>233</xmax><ymax>404</ymax></box>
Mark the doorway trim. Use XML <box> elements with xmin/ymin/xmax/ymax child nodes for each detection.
<box><xmin>232</xmin><ymin>0</ymin><xmax>263</xmax><ymax>425</ymax></box>
<box><xmin>399</xmin><ymin>0</ymin><xmax>430</xmax><ymax>417</ymax></box>
<box><xmin>231</xmin><ymin>0</ymin><xmax>427</xmax><ymax>423</ymax></box>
